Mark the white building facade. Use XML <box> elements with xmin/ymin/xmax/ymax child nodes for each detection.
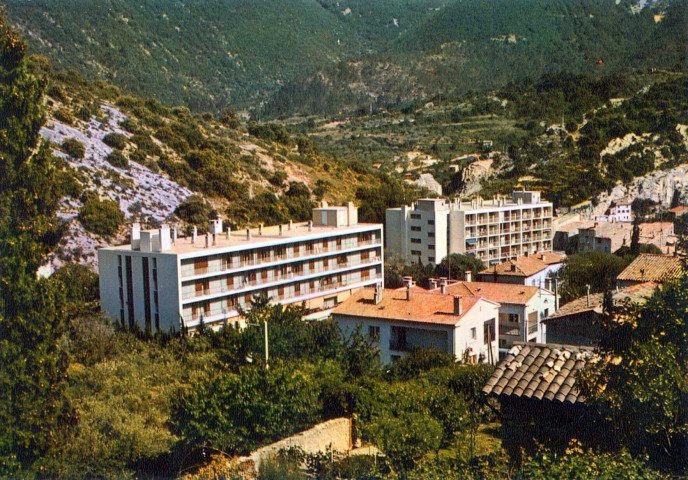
<box><xmin>386</xmin><ymin>191</ymin><xmax>553</xmax><ymax>266</ymax></box>
<box><xmin>99</xmin><ymin>204</ymin><xmax>384</xmax><ymax>332</ymax></box>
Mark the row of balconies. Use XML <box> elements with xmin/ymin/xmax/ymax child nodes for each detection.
<box><xmin>183</xmin><ymin>239</ymin><xmax>381</xmax><ymax>278</ymax></box>
<box><xmin>185</xmin><ymin>272</ymin><xmax>382</xmax><ymax>324</ymax></box>
<box><xmin>182</xmin><ymin>256</ymin><xmax>382</xmax><ymax>301</ymax></box>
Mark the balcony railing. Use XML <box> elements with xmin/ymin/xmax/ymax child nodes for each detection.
<box><xmin>182</xmin><ymin>256</ymin><xmax>381</xmax><ymax>301</ymax></box>
<box><xmin>528</xmin><ymin>323</ymin><xmax>538</xmax><ymax>334</ymax></box>
<box><xmin>184</xmin><ymin>239</ymin><xmax>381</xmax><ymax>278</ymax></box>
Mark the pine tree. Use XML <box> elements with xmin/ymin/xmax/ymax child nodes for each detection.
<box><xmin>0</xmin><ymin>13</ymin><xmax>70</xmax><ymax>475</ymax></box>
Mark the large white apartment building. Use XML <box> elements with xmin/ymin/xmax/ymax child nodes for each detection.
<box><xmin>98</xmin><ymin>204</ymin><xmax>383</xmax><ymax>332</ymax></box>
<box><xmin>386</xmin><ymin>191</ymin><xmax>553</xmax><ymax>265</ymax></box>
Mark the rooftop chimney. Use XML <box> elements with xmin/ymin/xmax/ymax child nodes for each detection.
<box><xmin>465</xmin><ymin>270</ymin><xmax>472</xmax><ymax>282</ymax></box>
<box><xmin>259</xmin><ymin>223</ymin><xmax>264</xmax><ymax>235</ymax></box>
<box><xmin>289</xmin><ymin>220</ymin><xmax>293</xmax><ymax>231</ymax></box>
<box><xmin>226</xmin><ymin>226</ymin><xmax>231</xmax><ymax>239</ymax></box>
<box><xmin>403</xmin><ymin>276</ymin><xmax>414</xmax><ymax>288</ymax></box>
<box><xmin>131</xmin><ymin>223</ymin><xmax>141</xmax><ymax>250</ymax></box>
<box><xmin>346</xmin><ymin>201</ymin><xmax>358</xmax><ymax>226</ymax></box>
<box><xmin>510</xmin><ymin>264</ymin><xmax>517</xmax><ymax>272</ymax></box>
<box><xmin>429</xmin><ymin>278</ymin><xmax>438</xmax><ymax>289</ymax></box>
<box><xmin>586</xmin><ymin>284</ymin><xmax>591</xmax><ymax>307</ymax></box>
<box><xmin>192</xmin><ymin>226</ymin><xmax>198</xmax><ymax>245</ymax></box>
<box><xmin>246</xmin><ymin>228</ymin><xmax>251</xmax><ymax>240</ymax></box>
<box><xmin>453</xmin><ymin>296</ymin><xmax>462</xmax><ymax>316</ymax></box>
<box><xmin>374</xmin><ymin>283</ymin><xmax>383</xmax><ymax>305</ymax></box>
<box><xmin>172</xmin><ymin>227</ymin><xmax>178</xmax><ymax>244</ymax></box>
<box><xmin>159</xmin><ymin>224</ymin><xmax>171</xmax><ymax>251</ymax></box>
<box><xmin>439</xmin><ymin>277</ymin><xmax>448</xmax><ymax>295</ymax></box>
<box><xmin>308</xmin><ymin>220</ymin><xmax>313</xmax><ymax>231</ymax></box>
<box><xmin>406</xmin><ymin>284</ymin><xmax>411</xmax><ymax>301</ymax></box>
<box><xmin>640</xmin><ymin>269</ymin><xmax>645</xmax><ymax>281</ymax></box>
<box><xmin>279</xmin><ymin>224</ymin><xmax>283</xmax><ymax>236</ymax></box>
<box><xmin>209</xmin><ymin>215</ymin><xmax>223</xmax><ymax>235</ymax></box>
<box><xmin>212</xmin><ymin>233</ymin><xmax>216</xmax><ymax>245</ymax></box>
<box><xmin>205</xmin><ymin>233</ymin><xmax>210</xmax><ymax>248</ymax></box>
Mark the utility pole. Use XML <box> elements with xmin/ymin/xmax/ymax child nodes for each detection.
<box><xmin>263</xmin><ymin>319</ymin><xmax>269</xmax><ymax>370</ymax></box>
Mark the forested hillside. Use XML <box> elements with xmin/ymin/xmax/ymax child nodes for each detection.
<box><xmin>5</xmin><ymin>0</ymin><xmax>685</xmax><ymax>115</ymax></box>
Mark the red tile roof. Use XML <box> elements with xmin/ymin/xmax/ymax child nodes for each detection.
<box><xmin>616</xmin><ymin>254</ymin><xmax>683</xmax><ymax>283</ymax></box>
<box><xmin>332</xmin><ymin>288</ymin><xmax>489</xmax><ymax>326</ymax></box>
<box><xmin>415</xmin><ymin>281</ymin><xmax>543</xmax><ymax>305</ymax></box>
<box><xmin>483</xmin><ymin>343</ymin><xmax>596</xmax><ymax>403</ymax></box>
<box><xmin>544</xmin><ymin>281</ymin><xmax>657</xmax><ymax>320</ymax></box>
<box><xmin>479</xmin><ymin>253</ymin><xmax>564</xmax><ymax>278</ymax></box>
<box><xmin>669</xmin><ymin>206</ymin><xmax>688</xmax><ymax>214</ymax></box>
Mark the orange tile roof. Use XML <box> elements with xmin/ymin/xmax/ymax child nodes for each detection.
<box><xmin>544</xmin><ymin>281</ymin><xmax>657</xmax><ymax>320</ymax></box>
<box><xmin>413</xmin><ymin>281</ymin><xmax>542</xmax><ymax>305</ymax></box>
<box><xmin>332</xmin><ymin>288</ymin><xmax>486</xmax><ymax>326</ymax></box>
<box><xmin>616</xmin><ymin>254</ymin><xmax>683</xmax><ymax>283</ymax></box>
<box><xmin>669</xmin><ymin>206</ymin><xmax>688</xmax><ymax>214</ymax></box>
<box><xmin>479</xmin><ymin>253</ymin><xmax>564</xmax><ymax>278</ymax></box>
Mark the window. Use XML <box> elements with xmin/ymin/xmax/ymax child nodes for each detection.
<box><xmin>428</xmin><ymin>232</ymin><xmax>435</xmax><ymax>238</ymax></box>
<box><xmin>471</xmin><ymin>327</ymin><xmax>476</xmax><ymax>340</ymax></box>
<box><xmin>411</xmin><ymin>250</ymin><xmax>421</xmax><ymax>256</ymax></box>
<box><xmin>368</xmin><ymin>325</ymin><xmax>380</xmax><ymax>341</ymax></box>
<box><xmin>410</xmin><ymin>213</ymin><xmax>422</xmax><ymax>220</ymax></box>
<box><xmin>411</xmin><ymin>238</ymin><xmax>422</xmax><ymax>244</ymax></box>
<box><xmin>541</xmin><ymin>308</ymin><xmax>549</xmax><ymax>319</ymax></box>
<box><xmin>411</xmin><ymin>226</ymin><xmax>421</xmax><ymax>232</ymax></box>
<box><xmin>428</xmin><ymin>257</ymin><xmax>435</xmax><ymax>263</ymax></box>
<box><xmin>428</xmin><ymin>244</ymin><xmax>435</xmax><ymax>250</ymax></box>
<box><xmin>428</xmin><ymin>220</ymin><xmax>435</xmax><ymax>225</ymax></box>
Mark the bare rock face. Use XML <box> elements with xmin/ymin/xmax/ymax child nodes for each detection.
<box><xmin>459</xmin><ymin>158</ymin><xmax>494</xmax><ymax>196</ymax></box>
<box><xmin>593</xmin><ymin>164</ymin><xmax>688</xmax><ymax>216</ymax></box>
<box><xmin>40</xmin><ymin>104</ymin><xmax>193</xmax><ymax>273</ymax></box>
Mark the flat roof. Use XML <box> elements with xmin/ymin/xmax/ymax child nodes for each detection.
<box><xmin>102</xmin><ymin>221</ymin><xmax>382</xmax><ymax>257</ymax></box>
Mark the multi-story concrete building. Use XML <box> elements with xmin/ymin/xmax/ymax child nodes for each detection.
<box><xmin>386</xmin><ymin>191</ymin><xmax>553</xmax><ymax>265</ymax></box>
<box><xmin>98</xmin><ymin>204</ymin><xmax>383</xmax><ymax>332</ymax></box>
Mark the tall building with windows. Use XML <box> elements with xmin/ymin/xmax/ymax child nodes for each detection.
<box><xmin>386</xmin><ymin>191</ymin><xmax>553</xmax><ymax>265</ymax></box>
<box><xmin>98</xmin><ymin>204</ymin><xmax>383</xmax><ymax>332</ymax></box>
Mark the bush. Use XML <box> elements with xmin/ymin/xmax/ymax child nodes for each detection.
<box><xmin>53</xmin><ymin>106</ymin><xmax>75</xmax><ymax>125</ymax></box>
<box><xmin>78</xmin><ymin>196</ymin><xmax>124</xmax><ymax>236</ymax></box>
<box><xmin>103</xmin><ymin>133</ymin><xmax>128</xmax><ymax>150</ymax></box>
<box><xmin>105</xmin><ymin>150</ymin><xmax>129</xmax><ymax>169</ymax></box>
<box><xmin>62</xmin><ymin>138</ymin><xmax>86</xmax><ymax>158</ymax></box>
<box><xmin>175</xmin><ymin>195</ymin><xmax>216</xmax><ymax>227</ymax></box>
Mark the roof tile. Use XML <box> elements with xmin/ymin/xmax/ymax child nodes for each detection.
<box><xmin>483</xmin><ymin>343</ymin><xmax>595</xmax><ymax>404</ymax></box>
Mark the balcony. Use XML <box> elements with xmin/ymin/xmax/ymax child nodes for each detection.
<box><xmin>499</xmin><ymin>322</ymin><xmax>521</xmax><ymax>337</ymax></box>
<box><xmin>183</xmin><ymin>238</ymin><xmax>382</xmax><ymax>278</ymax></box>
<box><xmin>528</xmin><ymin>323</ymin><xmax>538</xmax><ymax>335</ymax></box>
<box><xmin>182</xmin><ymin>256</ymin><xmax>381</xmax><ymax>301</ymax></box>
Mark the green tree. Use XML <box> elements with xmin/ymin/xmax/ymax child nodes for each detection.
<box><xmin>78</xmin><ymin>196</ymin><xmax>124</xmax><ymax>236</ymax></box>
<box><xmin>630</xmin><ymin>219</ymin><xmax>640</xmax><ymax>257</ymax></box>
<box><xmin>558</xmin><ymin>251</ymin><xmax>631</xmax><ymax>303</ymax></box>
<box><xmin>435</xmin><ymin>254</ymin><xmax>485</xmax><ymax>282</ymax></box>
<box><xmin>580</xmin><ymin>275</ymin><xmax>688</xmax><ymax>474</ymax></box>
<box><xmin>0</xmin><ymin>15</ymin><xmax>70</xmax><ymax>474</ymax></box>
<box><xmin>61</xmin><ymin>137</ymin><xmax>85</xmax><ymax>158</ymax></box>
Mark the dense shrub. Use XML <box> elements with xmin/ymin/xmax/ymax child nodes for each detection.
<box><xmin>102</xmin><ymin>132</ymin><xmax>128</xmax><ymax>150</ymax></box>
<box><xmin>174</xmin><ymin>195</ymin><xmax>217</xmax><ymax>227</ymax></box>
<box><xmin>61</xmin><ymin>138</ymin><xmax>86</xmax><ymax>158</ymax></box>
<box><xmin>105</xmin><ymin>150</ymin><xmax>129</xmax><ymax>169</ymax></box>
<box><xmin>53</xmin><ymin>106</ymin><xmax>75</xmax><ymax>125</ymax></box>
<box><xmin>248</xmin><ymin>122</ymin><xmax>290</xmax><ymax>144</ymax></box>
<box><xmin>78</xmin><ymin>196</ymin><xmax>124</xmax><ymax>236</ymax></box>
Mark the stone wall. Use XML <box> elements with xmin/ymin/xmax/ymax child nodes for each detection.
<box><xmin>247</xmin><ymin>418</ymin><xmax>352</xmax><ymax>471</ymax></box>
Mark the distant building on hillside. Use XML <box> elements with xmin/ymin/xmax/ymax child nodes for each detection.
<box><xmin>594</xmin><ymin>198</ymin><xmax>633</xmax><ymax>223</ymax></box>
<box><xmin>99</xmin><ymin>204</ymin><xmax>383</xmax><ymax>333</ymax></box>
<box><xmin>386</xmin><ymin>191</ymin><xmax>553</xmax><ymax>265</ymax></box>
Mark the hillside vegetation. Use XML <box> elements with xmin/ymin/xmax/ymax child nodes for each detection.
<box><xmin>5</xmin><ymin>0</ymin><xmax>685</xmax><ymax>115</ymax></box>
